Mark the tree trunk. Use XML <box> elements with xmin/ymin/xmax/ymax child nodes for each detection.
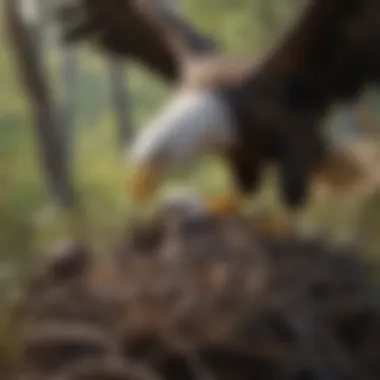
<box><xmin>4</xmin><ymin>0</ymin><xmax>75</xmax><ymax>206</ymax></box>
<box><xmin>107</xmin><ymin>58</ymin><xmax>134</xmax><ymax>147</ymax></box>
<box><xmin>59</xmin><ymin>45</ymin><xmax>78</xmax><ymax>165</ymax></box>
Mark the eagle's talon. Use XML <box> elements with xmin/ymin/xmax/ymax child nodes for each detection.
<box><xmin>249</xmin><ymin>209</ymin><xmax>296</xmax><ymax>238</ymax></box>
<box><xmin>206</xmin><ymin>193</ymin><xmax>240</xmax><ymax>215</ymax></box>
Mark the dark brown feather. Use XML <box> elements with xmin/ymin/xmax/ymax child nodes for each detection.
<box><xmin>55</xmin><ymin>0</ymin><xmax>217</xmax><ymax>82</ymax></box>
<box><xmin>252</xmin><ymin>0</ymin><xmax>380</xmax><ymax>100</ymax></box>
<box><xmin>228</xmin><ymin>0</ymin><xmax>380</xmax><ymax>206</ymax></box>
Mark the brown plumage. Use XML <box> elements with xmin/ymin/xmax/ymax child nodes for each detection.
<box><xmin>217</xmin><ymin>0</ymin><xmax>380</xmax><ymax>207</ymax></box>
<box><xmin>56</xmin><ymin>0</ymin><xmax>217</xmax><ymax>82</ymax></box>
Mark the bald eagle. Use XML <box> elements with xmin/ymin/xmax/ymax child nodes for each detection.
<box><xmin>127</xmin><ymin>0</ymin><xmax>380</xmax><ymax>210</ymax></box>
<box><xmin>57</xmin><ymin>0</ymin><xmax>380</xmax><ymax>214</ymax></box>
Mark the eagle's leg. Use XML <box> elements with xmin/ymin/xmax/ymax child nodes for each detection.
<box><xmin>279</xmin><ymin>133</ymin><xmax>325</xmax><ymax>237</ymax></box>
<box><xmin>205</xmin><ymin>153</ymin><xmax>262</xmax><ymax>216</ymax></box>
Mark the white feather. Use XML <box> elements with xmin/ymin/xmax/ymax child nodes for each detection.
<box><xmin>128</xmin><ymin>90</ymin><xmax>236</xmax><ymax>173</ymax></box>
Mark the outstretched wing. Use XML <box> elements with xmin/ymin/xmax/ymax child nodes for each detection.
<box><xmin>252</xmin><ymin>0</ymin><xmax>380</xmax><ymax>102</ymax></box>
<box><xmin>55</xmin><ymin>0</ymin><xmax>217</xmax><ymax>81</ymax></box>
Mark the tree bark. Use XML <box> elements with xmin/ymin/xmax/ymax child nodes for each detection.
<box><xmin>107</xmin><ymin>58</ymin><xmax>134</xmax><ymax>147</ymax></box>
<box><xmin>4</xmin><ymin>0</ymin><xmax>75</xmax><ymax>206</ymax></box>
<box><xmin>59</xmin><ymin>45</ymin><xmax>79</xmax><ymax>165</ymax></box>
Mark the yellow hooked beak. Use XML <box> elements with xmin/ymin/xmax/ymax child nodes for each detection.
<box><xmin>128</xmin><ymin>164</ymin><xmax>161</xmax><ymax>203</ymax></box>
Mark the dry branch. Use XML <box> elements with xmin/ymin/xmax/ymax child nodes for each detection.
<box><xmin>11</xmin><ymin>210</ymin><xmax>380</xmax><ymax>380</ymax></box>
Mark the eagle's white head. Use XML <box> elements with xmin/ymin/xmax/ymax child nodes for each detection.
<box><xmin>127</xmin><ymin>89</ymin><xmax>236</xmax><ymax>202</ymax></box>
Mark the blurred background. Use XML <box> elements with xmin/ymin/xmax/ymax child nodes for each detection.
<box><xmin>1</xmin><ymin>0</ymin><xmax>380</xmax><ymax>305</ymax></box>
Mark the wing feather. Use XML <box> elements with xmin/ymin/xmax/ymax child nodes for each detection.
<box><xmin>55</xmin><ymin>0</ymin><xmax>217</xmax><ymax>81</ymax></box>
<box><xmin>249</xmin><ymin>0</ymin><xmax>380</xmax><ymax>101</ymax></box>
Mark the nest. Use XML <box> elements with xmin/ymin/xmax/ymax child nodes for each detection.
<box><xmin>11</xmin><ymin>207</ymin><xmax>380</xmax><ymax>380</ymax></box>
